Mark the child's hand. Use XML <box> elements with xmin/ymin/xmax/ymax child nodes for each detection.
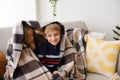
<box><xmin>52</xmin><ymin>71</ymin><xmax>63</xmax><ymax>80</ymax></box>
<box><xmin>53</xmin><ymin>71</ymin><xmax>59</xmax><ymax>75</ymax></box>
<box><xmin>30</xmin><ymin>42</ymin><xmax>35</xmax><ymax>50</ymax></box>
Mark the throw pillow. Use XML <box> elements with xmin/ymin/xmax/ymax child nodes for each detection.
<box><xmin>84</xmin><ymin>32</ymin><xmax>106</xmax><ymax>43</ymax></box>
<box><xmin>88</xmin><ymin>32</ymin><xmax>106</xmax><ymax>39</ymax></box>
<box><xmin>0</xmin><ymin>51</ymin><xmax>6</xmax><ymax>79</ymax></box>
<box><xmin>86</xmin><ymin>35</ymin><xmax>120</xmax><ymax>77</ymax></box>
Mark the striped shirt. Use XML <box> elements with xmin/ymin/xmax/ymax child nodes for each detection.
<box><xmin>34</xmin><ymin>41</ymin><xmax>61</xmax><ymax>73</ymax></box>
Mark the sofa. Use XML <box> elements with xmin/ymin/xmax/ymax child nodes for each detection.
<box><xmin>0</xmin><ymin>20</ymin><xmax>120</xmax><ymax>80</ymax></box>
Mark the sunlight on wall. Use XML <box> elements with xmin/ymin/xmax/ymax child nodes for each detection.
<box><xmin>0</xmin><ymin>0</ymin><xmax>36</xmax><ymax>27</ymax></box>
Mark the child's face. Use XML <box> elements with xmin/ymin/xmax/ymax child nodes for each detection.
<box><xmin>45</xmin><ymin>30</ymin><xmax>61</xmax><ymax>46</ymax></box>
<box><xmin>25</xmin><ymin>28</ymin><xmax>35</xmax><ymax>50</ymax></box>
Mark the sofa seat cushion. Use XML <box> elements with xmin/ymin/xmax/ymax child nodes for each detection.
<box><xmin>86</xmin><ymin>73</ymin><xmax>109</xmax><ymax>80</ymax></box>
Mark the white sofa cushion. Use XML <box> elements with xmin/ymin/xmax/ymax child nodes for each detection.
<box><xmin>88</xmin><ymin>32</ymin><xmax>106</xmax><ymax>39</ymax></box>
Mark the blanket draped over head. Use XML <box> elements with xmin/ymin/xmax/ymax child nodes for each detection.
<box><xmin>4</xmin><ymin>21</ymin><xmax>52</xmax><ymax>80</ymax></box>
<box><xmin>4</xmin><ymin>21</ymin><xmax>77</xmax><ymax>80</ymax></box>
<box><xmin>66</xmin><ymin>28</ymin><xmax>88</xmax><ymax>80</ymax></box>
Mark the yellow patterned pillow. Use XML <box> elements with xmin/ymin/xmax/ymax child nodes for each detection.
<box><xmin>86</xmin><ymin>35</ymin><xmax>120</xmax><ymax>77</ymax></box>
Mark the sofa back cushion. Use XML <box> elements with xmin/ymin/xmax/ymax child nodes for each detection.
<box><xmin>40</xmin><ymin>20</ymin><xmax>88</xmax><ymax>30</ymax></box>
<box><xmin>63</xmin><ymin>20</ymin><xmax>88</xmax><ymax>30</ymax></box>
<box><xmin>0</xmin><ymin>27</ymin><xmax>12</xmax><ymax>53</ymax></box>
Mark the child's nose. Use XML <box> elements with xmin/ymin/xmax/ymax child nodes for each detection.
<box><xmin>51</xmin><ymin>36</ymin><xmax>55</xmax><ymax>40</ymax></box>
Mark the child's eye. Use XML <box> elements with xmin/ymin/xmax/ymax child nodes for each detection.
<box><xmin>54</xmin><ymin>33</ymin><xmax>60</xmax><ymax>36</ymax></box>
<box><xmin>54</xmin><ymin>34</ymin><xmax>58</xmax><ymax>36</ymax></box>
<box><xmin>47</xmin><ymin>35</ymin><xmax>52</xmax><ymax>37</ymax></box>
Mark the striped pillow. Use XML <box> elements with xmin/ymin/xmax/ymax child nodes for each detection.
<box><xmin>86</xmin><ymin>35</ymin><xmax>120</xmax><ymax>77</ymax></box>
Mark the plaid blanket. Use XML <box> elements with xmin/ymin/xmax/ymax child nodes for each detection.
<box><xmin>4</xmin><ymin>21</ymin><xmax>52</xmax><ymax>80</ymax></box>
<box><xmin>4</xmin><ymin>21</ymin><xmax>77</xmax><ymax>80</ymax></box>
<box><xmin>66</xmin><ymin>28</ymin><xmax>88</xmax><ymax>80</ymax></box>
<box><xmin>13</xmin><ymin>44</ymin><xmax>52</xmax><ymax>80</ymax></box>
<box><xmin>56</xmin><ymin>34</ymin><xmax>76</xmax><ymax>80</ymax></box>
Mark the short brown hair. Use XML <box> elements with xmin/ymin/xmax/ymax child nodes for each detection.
<box><xmin>44</xmin><ymin>23</ymin><xmax>61</xmax><ymax>35</ymax></box>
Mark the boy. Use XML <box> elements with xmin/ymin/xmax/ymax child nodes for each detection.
<box><xmin>34</xmin><ymin>21</ymin><xmax>77</xmax><ymax>79</ymax></box>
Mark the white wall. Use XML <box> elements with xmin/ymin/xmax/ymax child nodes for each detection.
<box><xmin>37</xmin><ymin>0</ymin><xmax>120</xmax><ymax>40</ymax></box>
<box><xmin>0</xmin><ymin>0</ymin><xmax>36</xmax><ymax>27</ymax></box>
